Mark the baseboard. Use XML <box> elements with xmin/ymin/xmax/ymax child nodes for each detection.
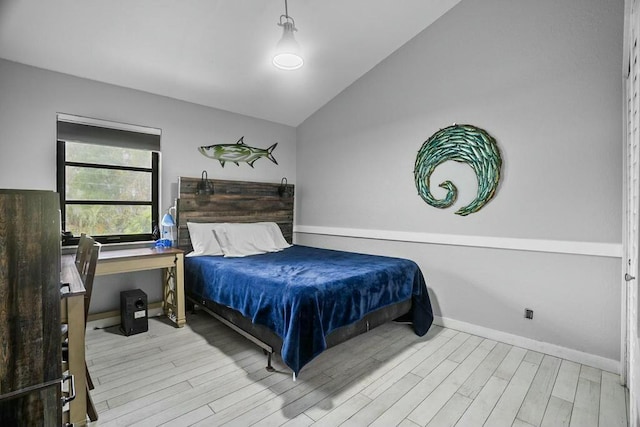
<box><xmin>434</xmin><ymin>316</ymin><xmax>620</xmax><ymax>374</ymax></box>
<box><xmin>87</xmin><ymin>303</ymin><xmax>618</xmax><ymax>372</ymax></box>
<box><xmin>87</xmin><ymin>301</ymin><xmax>164</xmax><ymax>329</ymax></box>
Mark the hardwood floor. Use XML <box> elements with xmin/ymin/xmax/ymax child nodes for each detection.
<box><xmin>85</xmin><ymin>313</ymin><xmax>628</xmax><ymax>426</ymax></box>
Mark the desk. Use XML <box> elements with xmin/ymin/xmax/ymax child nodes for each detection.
<box><xmin>60</xmin><ymin>255</ymin><xmax>88</xmax><ymax>425</ymax></box>
<box><xmin>95</xmin><ymin>247</ymin><xmax>186</xmax><ymax>328</ymax></box>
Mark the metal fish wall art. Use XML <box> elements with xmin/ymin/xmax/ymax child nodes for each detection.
<box><xmin>198</xmin><ymin>137</ymin><xmax>278</xmax><ymax>168</ymax></box>
<box><xmin>414</xmin><ymin>124</ymin><xmax>502</xmax><ymax>216</ymax></box>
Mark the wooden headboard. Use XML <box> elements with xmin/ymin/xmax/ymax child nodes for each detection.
<box><xmin>176</xmin><ymin>177</ymin><xmax>295</xmax><ymax>252</ymax></box>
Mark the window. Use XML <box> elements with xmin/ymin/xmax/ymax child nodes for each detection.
<box><xmin>56</xmin><ymin>115</ymin><xmax>161</xmax><ymax>245</ymax></box>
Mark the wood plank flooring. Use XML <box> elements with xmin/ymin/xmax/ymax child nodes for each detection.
<box><xmin>85</xmin><ymin>313</ymin><xmax>628</xmax><ymax>426</ymax></box>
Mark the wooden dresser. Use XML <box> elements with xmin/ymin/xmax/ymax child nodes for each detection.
<box><xmin>0</xmin><ymin>190</ymin><xmax>63</xmax><ymax>425</ymax></box>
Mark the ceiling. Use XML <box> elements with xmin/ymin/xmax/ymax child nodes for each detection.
<box><xmin>0</xmin><ymin>0</ymin><xmax>461</xmax><ymax>127</ymax></box>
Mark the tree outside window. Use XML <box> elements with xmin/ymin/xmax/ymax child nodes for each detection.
<box><xmin>57</xmin><ymin>140</ymin><xmax>159</xmax><ymax>245</ymax></box>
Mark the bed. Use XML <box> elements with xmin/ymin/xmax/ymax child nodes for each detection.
<box><xmin>177</xmin><ymin>177</ymin><xmax>434</xmax><ymax>376</ymax></box>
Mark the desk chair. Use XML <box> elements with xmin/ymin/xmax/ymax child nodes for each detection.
<box><xmin>74</xmin><ymin>233</ymin><xmax>90</xmax><ymax>273</ymax></box>
<box><xmin>75</xmin><ymin>234</ymin><xmax>101</xmax><ymax>422</ymax></box>
<box><xmin>75</xmin><ymin>234</ymin><xmax>94</xmax><ymax>387</ymax></box>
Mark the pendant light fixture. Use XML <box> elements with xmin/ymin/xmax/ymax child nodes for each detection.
<box><xmin>273</xmin><ymin>0</ymin><xmax>303</xmax><ymax>70</ymax></box>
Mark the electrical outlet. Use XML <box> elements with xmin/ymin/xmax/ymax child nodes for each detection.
<box><xmin>524</xmin><ymin>308</ymin><xmax>534</xmax><ymax>319</ymax></box>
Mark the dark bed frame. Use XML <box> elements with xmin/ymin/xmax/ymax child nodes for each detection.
<box><xmin>176</xmin><ymin>176</ymin><xmax>412</xmax><ymax>375</ymax></box>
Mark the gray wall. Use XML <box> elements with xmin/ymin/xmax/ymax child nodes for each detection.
<box><xmin>296</xmin><ymin>0</ymin><xmax>624</xmax><ymax>362</ymax></box>
<box><xmin>0</xmin><ymin>58</ymin><xmax>296</xmax><ymax>312</ymax></box>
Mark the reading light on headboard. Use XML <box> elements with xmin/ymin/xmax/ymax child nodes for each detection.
<box><xmin>278</xmin><ymin>177</ymin><xmax>288</xmax><ymax>197</ymax></box>
<box><xmin>196</xmin><ymin>170</ymin><xmax>214</xmax><ymax>195</ymax></box>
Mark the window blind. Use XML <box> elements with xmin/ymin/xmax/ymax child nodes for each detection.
<box><xmin>56</xmin><ymin>114</ymin><xmax>161</xmax><ymax>151</ymax></box>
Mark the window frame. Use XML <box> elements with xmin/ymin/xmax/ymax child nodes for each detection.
<box><xmin>56</xmin><ymin>140</ymin><xmax>160</xmax><ymax>246</ymax></box>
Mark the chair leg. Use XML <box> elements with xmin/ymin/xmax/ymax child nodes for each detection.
<box><xmin>86</xmin><ymin>365</ymin><xmax>94</xmax><ymax>390</ymax></box>
<box><xmin>87</xmin><ymin>384</ymin><xmax>98</xmax><ymax>421</ymax></box>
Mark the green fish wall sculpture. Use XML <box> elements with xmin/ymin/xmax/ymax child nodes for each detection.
<box><xmin>414</xmin><ymin>124</ymin><xmax>502</xmax><ymax>216</ymax></box>
<box><xmin>198</xmin><ymin>137</ymin><xmax>278</xmax><ymax>168</ymax></box>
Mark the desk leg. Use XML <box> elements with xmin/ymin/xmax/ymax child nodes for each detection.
<box><xmin>66</xmin><ymin>295</ymin><xmax>88</xmax><ymax>425</ymax></box>
<box><xmin>163</xmin><ymin>253</ymin><xmax>186</xmax><ymax>328</ymax></box>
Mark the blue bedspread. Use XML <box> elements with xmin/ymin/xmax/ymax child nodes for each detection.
<box><xmin>184</xmin><ymin>245</ymin><xmax>433</xmax><ymax>374</ymax></box>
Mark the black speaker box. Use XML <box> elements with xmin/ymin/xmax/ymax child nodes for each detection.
<box><xmin>120</xmin><ymin>289</ymin><xmax>148</xmax><ymax>336</ymax></box>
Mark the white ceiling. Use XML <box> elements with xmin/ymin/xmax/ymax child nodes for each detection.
<box><xmin>0</xmin><ymin>0</ymin><xmax>461</xmax><ymax>127</ymax></box>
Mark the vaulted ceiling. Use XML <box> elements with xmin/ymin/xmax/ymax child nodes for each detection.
<box><xmin>0</xmin><ymin>0</ymin><xmax>461</xmax><ymax>126</ymax></box>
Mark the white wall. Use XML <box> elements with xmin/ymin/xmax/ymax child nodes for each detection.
<box><xmin>296</xmin><ymin>0</ymin><xmax>624</xmax><ymax>367</ymax></box>
<box><xmin>0</xmin><ymin>58</ymin><xmax>296</xmax><ymax>312</ymax></box>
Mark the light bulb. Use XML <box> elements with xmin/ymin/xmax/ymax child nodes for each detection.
<box><xmin>273</xmin><ymin>21</ymin><xmax>303</xmax><ymax>70</ymax></box>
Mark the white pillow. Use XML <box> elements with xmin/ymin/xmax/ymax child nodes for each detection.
<box><xmin>186</xmin><ymin>222</ymin><xmax>224</xmax><ymax>257</ymax></box>
<box><xmin>213</xmin><ymin>222</ymin><xmax>291</xmax><ymax>257</ymax></box>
